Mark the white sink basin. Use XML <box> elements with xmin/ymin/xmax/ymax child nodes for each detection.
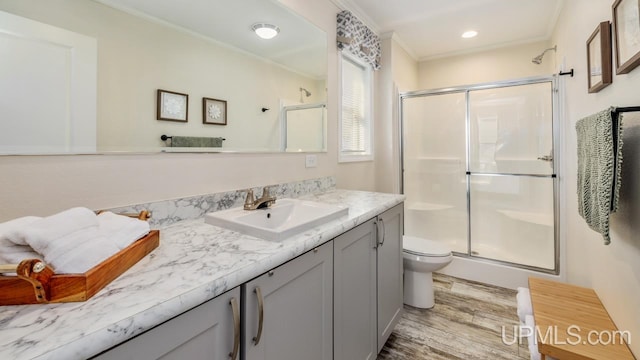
<box><xmin>204</xmin><ymin>198</ymin><xmax>349</xmax><ymax>241</ymax></box>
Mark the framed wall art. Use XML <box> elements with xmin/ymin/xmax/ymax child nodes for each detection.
<box><xmin>587</xmin><ymin>21</ymin><xmax>613</xmax><ymax>93</ymax></box>
<box><xmin>203</xmin><ymin>97</ymin><xmax>227</xmax><ymax>125</ymax></box>
<box><xmin>157</xmin><ymin>89</ymin><xmax>188</xmax><ymax>122</ymax></box>
<box><xmin>612</xmin><ymin>0</ymin><xmax>640</xmax><ymax>74</ymax></box>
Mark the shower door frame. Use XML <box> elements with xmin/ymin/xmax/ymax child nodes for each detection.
<box><xmin>399</xmin><ymin>75</ymin><xmax>560</xmax><ymax>275</ymax></box>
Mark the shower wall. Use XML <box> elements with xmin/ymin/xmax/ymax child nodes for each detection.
<box><xmin>418</xmin><ymin>41</ymin><xmax>553</xmax><ymax>89</ymax></box>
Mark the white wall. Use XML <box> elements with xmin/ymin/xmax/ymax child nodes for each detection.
<box><xmin>552</xmin><ymin>0</ymin><xmax>640</xmax><ymax>356</ymax></box>
<box><xmin>0</xmin><ymin>0</ymin><xmax>323</xmax><ymax>152</ymax></box>
<box><xmin>418</xmin><ymin>41</ymin><xmax>553</xmax><ymax>89</ymax></box>
<box><xmin>0</xmin><ymin>0</ymin><xmax>381</xmax><ymax>221</ymax></box>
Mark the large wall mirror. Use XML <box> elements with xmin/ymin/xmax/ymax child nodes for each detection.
<box><xmin>0</xmin><ymin>0</ymin><xmax>327</xmax><ymax>154</ymax></box>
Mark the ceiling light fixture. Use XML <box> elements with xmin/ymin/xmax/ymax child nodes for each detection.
<box><xmin>462</xmin><ymin>30</ymin><xmax>478</xmax><ymax>39</ymax></box>
<box><xmin>252</xmin><ymin>23</ymin><xmax>280</xmax><ymax>40</ymax></box>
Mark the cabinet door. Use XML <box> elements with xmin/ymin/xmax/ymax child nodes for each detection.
<box><xmin>376</xmin><ymin>204</ymin><xmax>404</xmax><ymax>351</ymax></box>
<box><xmin>94</xmin><ymin>287</ymin><xmax>241</xmax><ymax>360</ymax></box>
<box><xmin>334</xmin><ymin>219</ymin><xmax>377</xmax><ymax>360</ymax></box>
<box><xmin>243</xmin><ymin>241</ymin><xmax>333</xmax><ymax>360</ymax></box>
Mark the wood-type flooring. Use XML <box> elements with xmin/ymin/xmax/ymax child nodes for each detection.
<box><xmin>378</xmin><ymin>273</ymin><xmax>530</xmax><ymax>360</ymax></box>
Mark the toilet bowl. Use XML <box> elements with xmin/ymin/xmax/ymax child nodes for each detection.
<box><xmin>403</xmin><ymin>235</ymin><xmax>453</xmax><ymax>309</ymax></box>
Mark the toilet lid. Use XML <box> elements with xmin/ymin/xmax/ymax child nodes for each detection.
<box><xmin>403</xmin><ymin>236</ymin><xmax>451</xmax><ymax>257</ymax></box>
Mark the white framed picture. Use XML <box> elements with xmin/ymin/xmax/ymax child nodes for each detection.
<box><xmin>613</xmin><ymin>0</ymin><xmax>640</xmax><ymax>74</ymax></box>
<box><xmin>157</xmin><ymin>89</ymin><xmax>188</xmax><ymax>122</ymax></box>
<box><xmin>203</xmin><ymin>97</ymin><xmax>227</xmax><ymax>125</ymax></box>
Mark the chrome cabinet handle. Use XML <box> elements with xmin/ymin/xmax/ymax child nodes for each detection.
<box><xmin>229</xmin><ymin>297</ymin><xmax>240</xmax><ymax>360</ymax></box>
<box><xmin>373</xmin><ymin>221</ymin><xmax>379</xmax><ymax>248</ymax></box>
<box><xmin>537</xmin><ymin>155</ymin><xmax>553</xmax><ymax>162</ymax></box>
<box><xmin>253</xmin><ymin>287</ymin><xmax>264</xmax><ymax>345</ymax></box>
<box><xmin>379</xmin><ymin>218</ymin><xmax>386</xmax><ymax>247</ymax></box>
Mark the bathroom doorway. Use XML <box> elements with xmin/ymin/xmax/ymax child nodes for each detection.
<box><xmin>400</xmin><ymin>76</ymin><xmax>558</xmax><ymax>274</ymax></box>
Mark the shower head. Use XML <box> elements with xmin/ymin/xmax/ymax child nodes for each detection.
<box><xmin>299</xmin><ymin>87</ymin><xmax>311</xmax><ymax>103</ymax></box>
<box><xmin>532</xmin><ymin>45</ymin><xmax>557</xmax><ymax>64</ymax></box>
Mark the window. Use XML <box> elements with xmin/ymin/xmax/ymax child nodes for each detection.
<box><xmin>340</xmin><ymin>52</ymin><xmax>373</xmax><ymax>162</ymax></box>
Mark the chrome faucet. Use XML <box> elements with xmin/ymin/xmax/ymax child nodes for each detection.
<box><xmin>244</xmin><ymin>187</ymin><xmax>276</xmax><ymax>210</ymax></box>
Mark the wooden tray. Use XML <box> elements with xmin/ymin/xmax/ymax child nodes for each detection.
<box><xmin>0</xmin><ymin>230</ymin><xmax>159</xmax><ymax>305</ymax></box>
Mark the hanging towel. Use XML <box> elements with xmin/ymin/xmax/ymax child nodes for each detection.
<box><xmin>575</xmin><ymin>107</ymin><xmax>624</xmax><ymax>244</ymax></box>
<box><xmin>170</xmin><ymin>136</ymin><xmax>224</xmax><ymax>147</ymax></box>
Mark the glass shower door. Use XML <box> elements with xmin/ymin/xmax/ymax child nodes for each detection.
<box><xmin>468</xmin><ymin>82</ymin><xmax>555</xmax><ymax>270</ymax></box>
<box><xmin>402</xmin><ymin>92</ymin><xmax>467</xmax><ymax>253</ymax></box>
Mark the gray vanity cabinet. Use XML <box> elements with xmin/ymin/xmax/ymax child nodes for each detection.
<box><xmin>93</xmin><ymin>287</ymin><xmax>241</xmax><ymax>360</ymax></box>
<box><xmin>242</xmin><ymin>240</ymin><xmax>333</xmax><ymax>360</ymax></box>
<box><xmin>333</xmin><ymin>204</ymin><xmax>404</xmax><ymax>360</ymax></box>
<box><xmin>91</xmin><ymin>204</ymin><xmax>401</xmax><ymax>360</ymax></box>
<box><xmin>376</xmin><ymin>204</ymin><xmax>404</xmax><ymax>352</ymax></box>
<box><xmin>333</xmin><ymin>218</ymin><xmax>377</xmax><ymax>360</ymax></box>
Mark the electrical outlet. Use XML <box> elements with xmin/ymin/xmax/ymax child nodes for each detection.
<box><xmin>305</xmin><ymin>154</ymin><xmax>317</xmax><ymax>168</ymax></box>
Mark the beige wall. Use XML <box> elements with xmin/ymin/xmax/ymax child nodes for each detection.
<box><xmin>552</xmin><ymin>0</ymin><xmax>640</xmax><ymax>356</ymax></box>
<box><xmin>391</xmin><ymin>38</ymin><xmax>420</xmax><ymax>93</ymax></box>
<box><xmin>0</xmin><ymin>0</ymin><xmax>380</xmax><ymax>220</ymax></box>
<box><xmin>374</xmin><ymin>34</ymin><xmax>419</xmax><ymax>193</ymax></box>
<box><xmin>418</xmin><ymin>41</ymin><xmax>553</xmax><ymax>89</ymax></box>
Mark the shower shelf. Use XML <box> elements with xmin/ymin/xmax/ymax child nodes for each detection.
<box><xmin>496</xmin><ymin>209</ymin><xmax>553</xmax><ymax>227</ymax></box>
<box><xmin>407</xmin><ymin>202</ymin><xmax>454</xmax><ymax>211</ymax></box>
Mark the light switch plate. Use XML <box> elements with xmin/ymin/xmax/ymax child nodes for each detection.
<box><xmin>305</xmin><ymin>154</ymin><xmax>317</xmax><ymax>168</ymax></box>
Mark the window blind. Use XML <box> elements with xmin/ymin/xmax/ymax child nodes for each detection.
<box><xmin>341</xmin><ymin>56</ymin><xmax>367</xmax><ymax>153</ymax></box>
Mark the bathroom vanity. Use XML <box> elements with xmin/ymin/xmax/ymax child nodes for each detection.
<box><xmin>0</xmin><ymin>186</ymin><xmax>404</xmax><ymax>360</ymax></box>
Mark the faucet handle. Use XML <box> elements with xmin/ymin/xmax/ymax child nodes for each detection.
<box><xmin>261</xmin><ymin>186</ymin><xmax>271</xmax><ymax>198</ymax></box>
<box><xmin>244</xmin><ymin>189</ymin><xmax>255</xmax><ymax>208</ymax></box>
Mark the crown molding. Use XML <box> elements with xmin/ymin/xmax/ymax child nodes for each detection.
<box><xmin>329</xmin><ymin>0</ymin><xmax>381</xmax><ymax>35</ymax></box>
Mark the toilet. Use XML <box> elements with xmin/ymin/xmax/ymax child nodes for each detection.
<box><xmin>403</xmin><ymin>235</ymin><xmax>453</xmax><ymax>309</ymax></box>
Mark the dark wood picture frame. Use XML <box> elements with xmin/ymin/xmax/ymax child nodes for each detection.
<box><xmin>587</xmin><ymin>21</ymin><xmax>613</xmax><ymax>93</ymax></box>
<box><xmin>202</xmin><ymin>97</ymin><xmax>227</xmax><ymax>125</ymax></box>
<box><xmin>612</xmin><ymin>0</ymin><xmax>640</xmax><ymax>74</ymax></box>
<box><xmin>157</xmin><ymin>89</ymin><xmax>189</xmax><ymax>122</ymax></box>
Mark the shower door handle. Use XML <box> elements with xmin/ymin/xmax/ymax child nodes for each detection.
<box><xmin>537</xmin><ymin>155</ymin><xmax>553</xmax><ymax>162</ymax></box>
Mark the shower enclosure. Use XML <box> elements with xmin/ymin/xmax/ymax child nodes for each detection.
<box><xmin>401</xmin><ymin>76</ymin><xmax>558</xmax><ymax>273</ymax></box>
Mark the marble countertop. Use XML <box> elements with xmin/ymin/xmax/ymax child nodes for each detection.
<box><xmin>0</xmin><ymin>189</ymin><xmax>405</xmax><ymax>360</ymax></box>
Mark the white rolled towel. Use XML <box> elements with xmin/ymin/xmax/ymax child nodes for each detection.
<box><xmin>44</xmin><ymin>228</ymin><xmax>120</xmax><ymax>274</ymax></box>
<box><xmin>2</xmin><ymin>208</ymin><xmax>151</xmax><ymax>274</ymax></box>
<box><xmin>525</xmin><ymin>315</ymin><xmax>541</xmax><ymax>360</ymax></box>
<box><xmin>47</xmin><ymin>212</ymin><xmax>150</xmax><ymax>273</ymax></box>
<box><xmin>525</xmin><ymin>314</ymin><xmax>558</xmax><ymax>360</ymax></box>
<box><xmin>517</xmin><ymin>287</ymin><xmax>533</xmax><ymax>324</ymax></box>
<box><xmin>6</xmin><ymin>207</ymin><xmax>98</xmax><ymax>249</ymax></box>
<box><xmin>7</xmin><ymin>208</ymin><xmax>118</xmax><ymax>273</ymax></box>
<box><xmin>0</xmin><ymin>216</ymin><xmax>43</xmax><ymax>264</ymax></box>
<box><xmin>97</xmin><ymin>211</ymin><xmax>150</xmax><ymax>249</ymax></box>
